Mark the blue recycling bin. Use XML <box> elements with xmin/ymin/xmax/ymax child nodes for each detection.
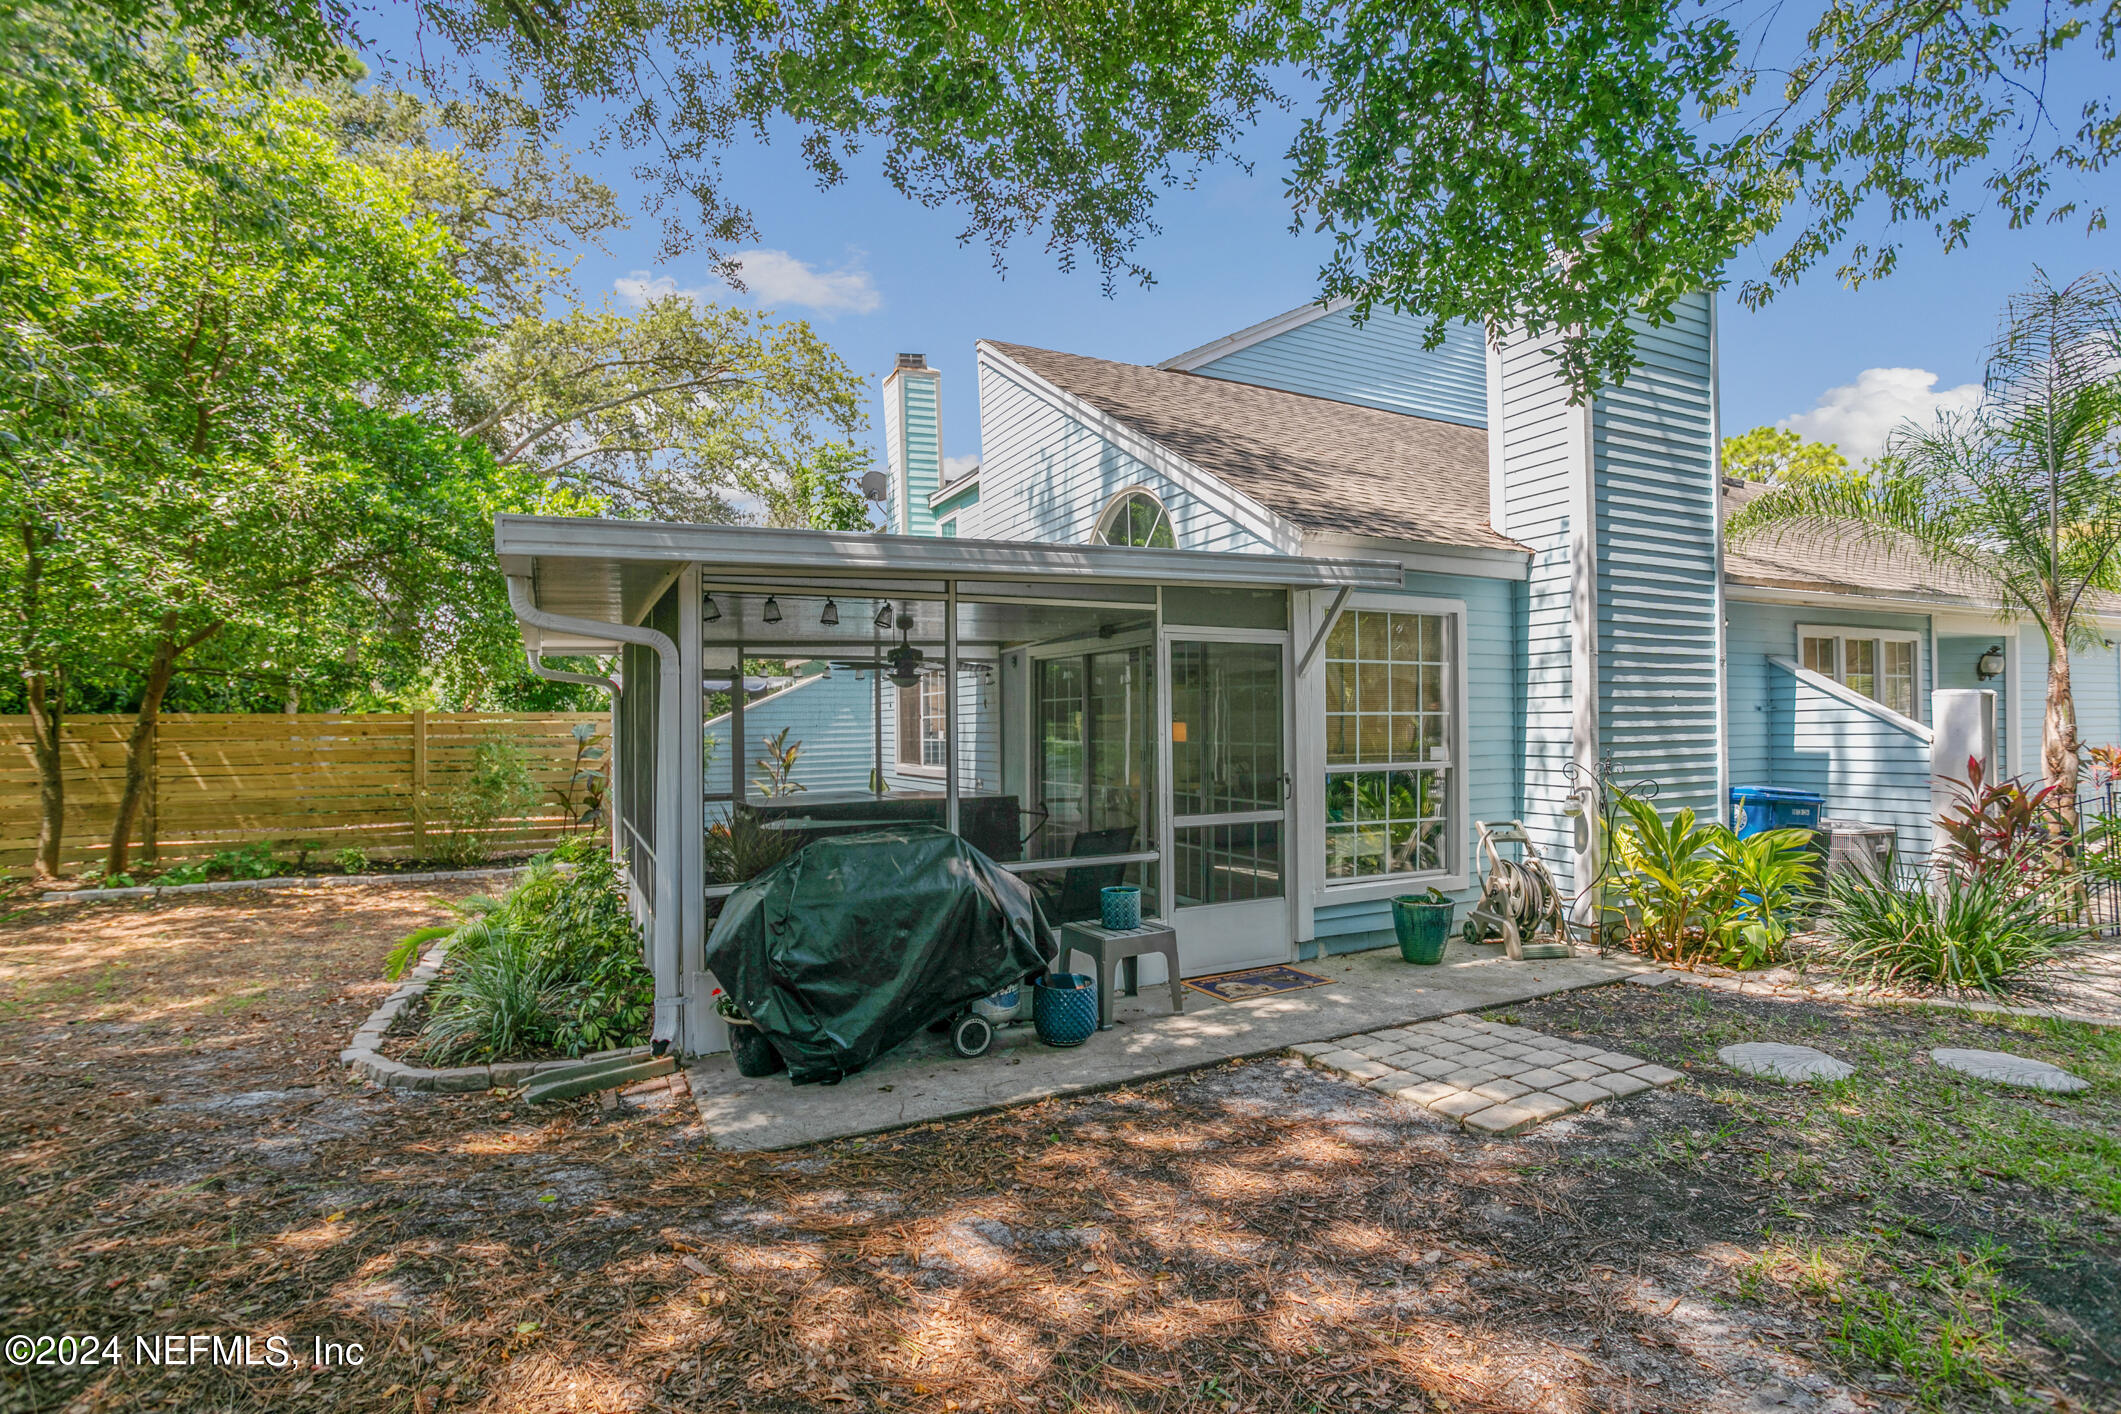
<box><xmin>1728</xmin><ymin>786</ymin><xmax>1824</xmax><ymax>837</ymax></box>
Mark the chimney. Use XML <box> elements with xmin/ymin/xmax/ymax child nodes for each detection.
<box><xmin>882</xmin><ymin>354</ymin><xmax>943</xmax><ymax>534</ymax></box>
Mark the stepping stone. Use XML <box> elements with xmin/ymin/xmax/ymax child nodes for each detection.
<box><xmin>1718</xmin><ymin>1042</ymin><xmax>1854</xmax><ymax>1083</ymax></box>
<box><xmin>1929</xmin><ymin>1048</ymin><xmax>2089</xmax><ymax>1093</ymax></box>
<box><xmin>1626</xmin><ymin>970</ymin><xmax>1680</xmax><ymax>987</ymax></box>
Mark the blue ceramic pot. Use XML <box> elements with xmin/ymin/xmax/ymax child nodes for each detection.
<box><xmin>1033</xmin><ymin>973</ymin><xmax>1098</xmax><ymax>1047</ymax></box>
<box><xmin>1100</xmin><ymin>885</ymin><xmax>1142</xmax><ymax>930</ymax></box>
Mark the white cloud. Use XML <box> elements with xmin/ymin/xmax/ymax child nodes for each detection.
<box><xmin>725</xmin><ymin>248</ymin><xmax>881</xmax><ymax>316</ymax></box>
<box><xmin>613</xmin><ymin>249</ymin><xmax>882</xmax><ymax>317</ymax></box>
<box><xmin>942</xmin><ymin>453</ymin><xmax>981</xmax><ymax>482</ymax></box>
<box><xmin>1778</xmin><ymin>367</ymin><xmax>1983</xmax><ymax>463</ymax></box>
<box><xmin>613</xmin><ymin>271</ymin><xmax>705</xmax><ymax>307</ymax></box>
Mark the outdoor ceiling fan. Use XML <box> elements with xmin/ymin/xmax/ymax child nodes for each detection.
<box><xmin>820</xmin><ymin>609</ymin><xmax>927</xmax><ymax>683</ymax></box>
<box><xmin>883</xmin><ymin>612</ymin><xmax>923</xmax><ymax>686</ymax></box>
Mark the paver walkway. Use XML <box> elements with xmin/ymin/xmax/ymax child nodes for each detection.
<box><xmin>690</xmin><ymin>942</ymin><xmax>1645</xmax><ymax>1149</ymax></box>
<box><xmin>1293</xmin><ymin>1015</ymin><xmax>1681</xmax><ymax>1134</ymax></box>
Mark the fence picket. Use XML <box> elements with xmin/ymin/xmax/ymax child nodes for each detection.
<box><xmin>0</xmin><ymin>711</ymin><xmax>609</xmax><ymax>872</ymax></box>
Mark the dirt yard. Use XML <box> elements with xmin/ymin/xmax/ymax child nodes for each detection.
<box><xmin>1</xmin><ymin>887</ymin><xmax>2115</xmax><ymax>1414</ymax></box>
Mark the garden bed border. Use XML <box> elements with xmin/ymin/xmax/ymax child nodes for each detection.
<box><xmin>340</xmin><ymin>941</ymin><xmax>652</xmax><ymax>1092</ymax></box>
<box><xmin>41</xmin><ymin>864</ymin><xmax>532</xmax><ymax>906</ymax></box>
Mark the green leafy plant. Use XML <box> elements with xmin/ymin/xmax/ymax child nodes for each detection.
<box><xmin>1610</xmin><ymin>794</ymin><xmax>1721</xmax><ymax>964</ymax></box>
<box><xmin>431</xmin><ymin>737</ymin><xmax>543</xmax><ymax>868</ymax></box>
<box><xmin>419</xmin><ymin>921</ymin><xmax>565</xmax><ymax>1064</ymax></box>
<box><xmin>703</xmin><ymin>806</ymin><xmax>801</xmax><ymax>886</ymax></box>
<box><xmin>333</xmin><ymin>847</ymin><xmax>372</xmax><ymax>875</ymax></box>
<box><xmin>1608</xmin><ymin>795</ymin><xmax>1817</xmax><ymax>968</ymax></box>
<box><xmin>549</xmin><ymin>720</ymin><xmax>608</xmax><ymax>831</ymax></box>
<box><xmin>1935</xmin><ymin>755</ymin><xmax>2065</xmax><ymax>884</ymax></box>
<box><xmin>1701</xmin><ymin>827</ymin><xmax>1819</xmax><ymax>969</ymax></box>
<box><xmin>1819</xmin><ymin>862</ymin><xmax>2083</xmax><ymax>993</ymax></box>
<box><xmin>751</xmin><ymin>726</ymin><xmax>806</xmax><ymax>798</ymax></box>
<box><xmin>384</xmin><ymin>836</ymin><xmax>650</xmax><ymax>1060</ymax></box>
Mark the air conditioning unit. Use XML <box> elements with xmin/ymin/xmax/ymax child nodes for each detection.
<box><xmin>1819</xmin><ymin>820</ymin><xmax>1896</xmax><ymax>880</ymax></box>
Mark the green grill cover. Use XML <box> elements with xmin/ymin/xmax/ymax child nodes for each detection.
<box><xmin>704</xmin><ymin>825</ymin><xmax>1056</xmax><ymax>1085</ymax></box>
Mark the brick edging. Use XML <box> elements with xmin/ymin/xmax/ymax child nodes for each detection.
<box><xmin>42</xmin><ymin>865</ymin><xmax>531</xmax><ymax>906</ymax></box>
<box><xmin>339</xmin><ymin>943</ymin><xmax>651</xmax><ymax>1091</ymax></box>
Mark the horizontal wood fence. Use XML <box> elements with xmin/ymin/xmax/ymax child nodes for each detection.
<box><xmin>1</xmin><ymin>711</ymin><xmax>611</xmax><ymax>873</ymax></box>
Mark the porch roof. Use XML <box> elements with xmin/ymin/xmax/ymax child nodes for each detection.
<box><xmin>495</xmin><ymin>514</ymin><xmax>1408</xmax><ymax>648</ymax></box>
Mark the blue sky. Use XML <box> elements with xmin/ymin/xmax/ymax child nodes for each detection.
<box><xmin>362</xmin><ymin>12</ymin><xmax>2118</xmax><ymax>479</ymax></box>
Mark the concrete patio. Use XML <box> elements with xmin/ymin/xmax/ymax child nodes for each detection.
<box><xmin>688</xmin><ymin>938</ymin><xmax>1649</xmax><ymax>1150</ymax></box>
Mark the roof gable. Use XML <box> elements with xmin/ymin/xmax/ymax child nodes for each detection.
<box><xmin>983</xmin><ymin>341</ymin><xmax>1520</xmax><ymax>556</ymax></box>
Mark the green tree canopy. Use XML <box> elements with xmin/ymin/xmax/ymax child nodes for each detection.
<box><xmin>0</xmin><ymin>40</ymin><xmax>526</xmax><ymax>875</ymax></box>
<box><xmin>1721</xmin><ymin>427</ymin><xmax>1858</xmax><ymax>485</ymax></box>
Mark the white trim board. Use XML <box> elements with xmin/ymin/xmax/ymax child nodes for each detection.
<box><xmin>1159</xmin><ymin>297</ymin><xmax>1352</xmax><ymax>372</ymax></box>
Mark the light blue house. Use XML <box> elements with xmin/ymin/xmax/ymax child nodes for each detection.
<box><xmin>499</xmin><ymin>294</ymin><xmax>2106</xmax><ymax>1057</ymax></box>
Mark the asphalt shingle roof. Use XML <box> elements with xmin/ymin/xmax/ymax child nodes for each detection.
<box><xmin>1719</xmin><ymin>480</ymin><xmax>1998</xmax><ymax>603</ymax></box>
<box><xmin>987</xmin><ymin>341</ymin><xmax>1521</xmax><ymax>555</ymax></box>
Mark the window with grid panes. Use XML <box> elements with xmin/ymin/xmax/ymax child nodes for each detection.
<box><xmin>1798</xmin><ymin>628</ymin><xmax>1919</xmax><ymax>718</ymax></box>
<box><xmin>1323</xmin><ymin>609</ymin><xmax>1454</xmax><ymax>881</ymax></box>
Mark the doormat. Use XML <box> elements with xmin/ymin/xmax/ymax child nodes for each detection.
<box><xmin>1184</xmin><ymin>965</ymin><xmax>1335</xmax><ymax>1003</ymax></box>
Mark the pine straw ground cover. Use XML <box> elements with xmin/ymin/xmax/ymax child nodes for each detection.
<box><xmin>0</xmin><ymin>888</ymin><xmax>2113</xmax><ymax>1414</ymax></box>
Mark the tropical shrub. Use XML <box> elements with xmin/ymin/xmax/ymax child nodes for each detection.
<box><xmin>387</xmin><ymin>836</ymin><xmax>652</xmax><ymax>1061</ymax></box>
<box><xmin>1700</xmin><ymin>827</ymin><xmax>1820</xmax><ymax>969</ymax></box>
<box><xmin>752</xmin><ymin>726</ymin><xmax>806</xmax><ymax>797</ymax></box>
<box><xmin>1935</xmin><ymin>755</ymin><xmax>2065</xmax><ymax>884</ymax></box>
<box><xmin>1818</xmin><ymin>863</ymin><xmax>2082</xmax><ymax>993</ymax></box>
<box><xmin>703</xmin><ymin>806</ymin><xmax>801</xmax><ymax>886</ymax></box>
<box><xmin>431</xmin><ymin>737</ymin><xmax>544</xmax><ymax>867</ymax></box>
<box><xmin>1608</xmin><ymin>794</ymin><xmax>1816</xmax><ymax>967</ymax></box>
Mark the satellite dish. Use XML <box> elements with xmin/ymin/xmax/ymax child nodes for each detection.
<box><xmin>859</xmin><ymin>469</ymin><xmax>890</xmax><ymax>502</ymax></box>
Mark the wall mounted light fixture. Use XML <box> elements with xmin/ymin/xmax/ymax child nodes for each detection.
<box><xmin>702</xmin><ymin>594</ymin><xmax>721</xmax><ymax>623</ymax></box>
<box><xmin>821</xmin><ymin>598</ymin><xmax>839</xmax><ymax>627</ymax></box>
<box><xmin>763</xmin><ymin>595</ymin><xmax>782</xmax><ymax>624</ymax></box>
<box><xmin>1976</xmin><ymin>644</ymin><xmax>2004</xmax><ymax>680</ymax></box>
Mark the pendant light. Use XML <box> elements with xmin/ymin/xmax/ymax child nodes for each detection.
<box><xmin>763</xmin><ymin>595</ymin><xmax>782</xmax><ymax>624</ymax></box>
<box><xmin>821</xmin><ymin>597</ymin><xmax>839</xmax><ymax>627</ymax></box>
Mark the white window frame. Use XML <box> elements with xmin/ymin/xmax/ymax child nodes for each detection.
<box><xmin>1795</xmin><ymin>624</ymin><xmax>1923</xmax><ymax>721</ymax></box>
<box><xmin>1092</xmin><ymin>486</ymin><xmax>1176</xmax><ymax>549</ymax></box>
<box><xmin>1316</xmin><ymin>594</ymin><xmax>1469</xmax><ymax>902</ymax></box>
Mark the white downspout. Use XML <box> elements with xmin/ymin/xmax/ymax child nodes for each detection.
<box><xmin>523</xmin><ymin>640</ymin><xmax>624</xmax><ymax>868</ymax></box>
<box><xmin>507</xmin><ymin>575</ymin><xmax>687</xmax><ymax>1053</ymax></box>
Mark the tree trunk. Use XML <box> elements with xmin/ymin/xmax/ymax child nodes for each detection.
<box><xmin>2042</xmin><ymin>615</ymin><xmax>2081</xmax><ymax>880</ymax></box>
<box><xmin>105</xmin><ymin>620</ymin><xmax>217</xmax><ymax>878</ymax></box>
<box><xmin>24</xmin><ymin>668</ymin><xmax>64</xmax><ymax>880</ymax></box>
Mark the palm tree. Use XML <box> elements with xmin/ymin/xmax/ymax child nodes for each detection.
<box><xmin>1728</xmin><ymin>269</ymin><xmax>2121</xmax><ymax>843</ymax></box>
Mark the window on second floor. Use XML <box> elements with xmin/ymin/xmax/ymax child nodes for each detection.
<box><xmin>1093</xmin><ymin>489</ymin><xmax>1176</xmax><ymax>549</ymax></box>
<box><xmin>1798</xmin><ymin>626</ymin><xmax>1919</xmax><ymax>719</ymax></box>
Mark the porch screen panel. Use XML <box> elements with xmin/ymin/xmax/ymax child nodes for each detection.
<box><xmin>1169</xmin><ymin>640</ymin><xmax>1284</xmax><ymax>905</ymax></box>
<box><xmin>1324</xmin><ymin>609</ymin><xmax>1453</xmax><ymax>881</ymax></box>
<box><xmin>618</xmin><ymin>638</ymin><xmax>659</xmax><ymax>896</ymax></box>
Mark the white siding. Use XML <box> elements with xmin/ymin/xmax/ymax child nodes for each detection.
<box><xmin>966</xmin><ymin>351</ymin><xmax>1286</xmax><ymax>552</ymax></box>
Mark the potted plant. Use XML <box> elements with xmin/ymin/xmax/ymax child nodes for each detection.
<box><xmin>1391</xmin><ymin>888</ymin><xmax>1455</xmax><ymax>964</ymax></box>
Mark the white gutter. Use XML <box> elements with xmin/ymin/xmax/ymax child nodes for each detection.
<box><xmin>521</xmin><ymin>625</ymin><xmax>620</xmax><ymax>694</ymax></box>
<box><xmin>506</xmin><ymin>575</ymin><xmax>687</xmax><ymax>1053</ymax></box>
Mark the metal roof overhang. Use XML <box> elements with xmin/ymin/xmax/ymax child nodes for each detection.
<box><xmin>496</xmin><ymin>514</ymin><xmax>1409</xmax><ymax>647</ymax></box>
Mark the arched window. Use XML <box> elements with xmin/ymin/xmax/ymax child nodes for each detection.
<box><xmin>1093</xmin><ymin>489</ymin><xmax>1176</xmax><ymax>549</ymax></box>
